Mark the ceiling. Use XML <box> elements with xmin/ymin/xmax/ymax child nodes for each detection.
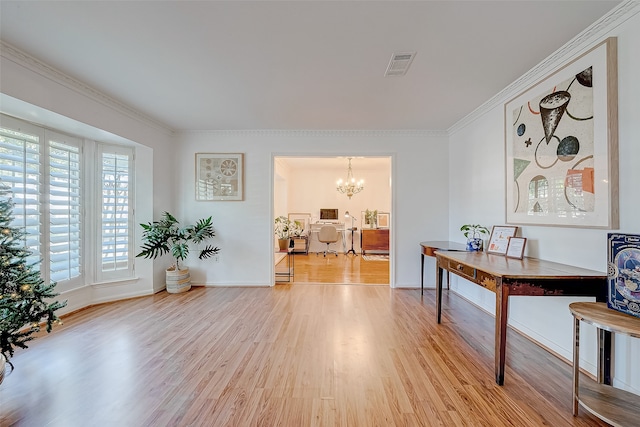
<box><xmin>0</xmin><ymin>1</ymin><xmax>620</xmax><ymax>132</ymax></box>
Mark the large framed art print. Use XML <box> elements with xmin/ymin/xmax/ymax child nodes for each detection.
<box><xmin>505</xmin><ymin>38</ymin><xmax>618</xmax><ymax>228</ymax></box>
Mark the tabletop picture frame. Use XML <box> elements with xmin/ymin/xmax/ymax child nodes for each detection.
<box><xmin>487</xmin><ymin>226</ymin><xmax>518</xmax><ymax>255</ymax></box>
<box><xmin>195</xmin><ymin>153</ymin><xmax>244</xmax><ymax>201</ymax></box>
<box><xmin>377</xmin><ymin>212</ymin><xmax>390</xmax><ymax>229</ymax></box>
<box><xmin>506</xmin><ymin>237</ymin><xmax>527</xmax><ymax>259</ymax></box>
<box><xmin>504</xmin><ymin>37</ymin><xmax>618</xmax><ymax>229</ymax></box>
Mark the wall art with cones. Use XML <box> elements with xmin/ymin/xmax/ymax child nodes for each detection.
<box><xmin>504</xmin><ymin>37</ymin><xmax>618</xmax><ymax>228</ymax></box>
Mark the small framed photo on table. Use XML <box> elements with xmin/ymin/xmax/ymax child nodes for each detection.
<box><xmin>506</xmin><ymin>237</ymin><xmax>527</xmax><ymax>259</ymax></box>
<box><xmin>487</xmin><ymin>226</ymin><xmax>518</xmax><ymax>255</ymax></box>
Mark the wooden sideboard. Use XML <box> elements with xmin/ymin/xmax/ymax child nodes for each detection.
<box><xmin>435</xmin><ymin>251</ymin><xmax>607</xmax><ymax>386</ymax></box>
<box><xmin>361</xmin><ymin>229</ymin><xmax>389</xmax><ymax>255</ymax></box>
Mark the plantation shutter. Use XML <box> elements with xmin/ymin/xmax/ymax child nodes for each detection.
<box><xmin>0</xmin><ymin>123</ymin><xmax>42</xmax><ymax>267</ymax></box>
<box><xmin>99</xmin><ymin>145</ymin><xmax>133</xmax><ymax>278</ymax></box>
<box><xmin>47</xmin><ymin>133</ymin><xmax>82</xmax><ymax>282</ymax></box>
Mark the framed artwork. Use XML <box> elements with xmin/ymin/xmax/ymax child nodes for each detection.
<box><xmin>377</xmin><ymin>212</ymin><xmax>390</xmax><ymax>228</ymax></box>
<box><xmin>195</xmin><ymin>153</ymin><xmax>244</xmax><ymax>201</ymax></box>
<box><xmin>288</xmin><ymin>213</ymin><xmax>311</xmax><ymax>234</ymax></box>
<box><xmin>505</xmin><ymin>37</ymin><xmax>618</xmax><ymax>228</ymax></box>
<box><xmin>361</xmin><ymin>210</ymin><xmax>377</xmax><ymax>227</ymax></box>
<box><xmin>506</xmin><ymin>237</ymin><xmax>527</xmax><ymax>260</ymax></box>
<box><xmin>487</xmin><ymin>226</ymin><xmax>518</xmax><ymax>255</ymax></box>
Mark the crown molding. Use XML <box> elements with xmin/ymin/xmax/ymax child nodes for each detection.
<box><xmin>177</xmin><ymin>129</ymin><xmax>448</xmax><ymax>138</ymax></box>
<box><xmin>0</xmin><ymin>41</ymin><xmax>445</xmax><ymax>140</ymax></box>
<box><xmin>0</xmin><ymin>41</ymin><xmax>174</xmax><ymax>136</ymax></box>
<box><xmin>448</xmin><ymin>0</ymin><xmax>640</xmax><ymax>135</ymax></box>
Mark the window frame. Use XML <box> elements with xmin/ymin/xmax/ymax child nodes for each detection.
<box><xmin>96</xmin><ymin>143</ymin><xmax>135</xmax><ymax>282</ymax></box>
<box><xmin>1</xmin><ymin>113</ymin><xmax>137</xmax><ymax>289</ymax></box>
<box><xmin>46</xmin><ymin>129</ymin><xmax>83</xmax><ymax>287</ymax></box>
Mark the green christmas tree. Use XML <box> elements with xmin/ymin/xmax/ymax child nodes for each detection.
<box><xmin>0</xmin><ymin>181</ymin><xmax>66</xmax><ymax>369</ymax></box>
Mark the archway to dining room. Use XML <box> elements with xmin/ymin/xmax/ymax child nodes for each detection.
<box><xmin>273</xmin><ymin>155</ymin><xmax>392</xmax><ymax>286</ymax></box>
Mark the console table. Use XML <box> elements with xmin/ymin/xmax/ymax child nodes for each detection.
<box><xmin>435</xmin><ymin>251</ymin><xmax>607</xmax><ymax>385</ymax></box>
<box><xmin>275</xmin><ymin>248</ymin><xmax>294</xmax><ymax>282</ymax></box>
<box><xmin>570</xmin><ymin>302</ymin><xmax>640</xmax><ymax>427</ymax></box>
<box><xmin>420</xmin><ymin>241</ymin><xmax>467</xmax><ymax>294</ymax></box>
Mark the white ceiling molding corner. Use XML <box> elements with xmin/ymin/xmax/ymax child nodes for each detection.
<box><xmin>0</xmin><ymin>40</ymin><xmax>174</xmax><ymax>136</ymax></box>
<box><xmin>447</xmin><ymin>0</ymin><xmax>640</xmax><ymax>136</ymax></box>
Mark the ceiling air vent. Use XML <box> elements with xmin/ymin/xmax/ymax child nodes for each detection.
<box><xmin>384</xmin><ymin>51</ymin><xmax>416</xmax><ymax>77</ymax></box>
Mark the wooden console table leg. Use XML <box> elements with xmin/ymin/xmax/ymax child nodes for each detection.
<box><xmin>436</xmin><ymin>262</ymin><xmax>443</xmax><ymax>324</ymax></box>
<box><xmin>598</xmin><ymin>328</ymin><xmax>612</xmax><ymax>385</ymax></box>
<box><xmin>495</xmin><ymin>279</ymin><xmax>508</xmax><ymax>385</ymax></box>
<box><xmin>572</xmin><ymin>316</ymin><xmax>580</xmax><ymax>416</ymax></box>
<box><xmin>421</xmin><ymin>253</ymin><xmax>425</xmax><ymax>295</ymax></box>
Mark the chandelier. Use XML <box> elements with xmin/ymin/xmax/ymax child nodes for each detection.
<box><xmin>336</xmin><ymin>157</ymin><xmax>364</xmax><ymax>199</ymax></box>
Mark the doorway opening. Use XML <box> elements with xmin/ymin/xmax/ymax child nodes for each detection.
<box><xmin>273</xmin><ymin>155</ymin><xmax>392</xmax><ymax>285</ymax></box>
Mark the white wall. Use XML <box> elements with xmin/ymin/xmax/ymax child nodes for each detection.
<box><xmin>447</xmin><ymin>9</ymin><xmax>640</xmax><ymax>393</ymax></box>
<box><xmin>0</xmin><ymin>44</ymin><xmax>177</xmax><ymax>310</ymax></box>
<box><xmin>174</xmin><ymin>131</ymin><xmax>449</xmax><ymax>288</ymax></box>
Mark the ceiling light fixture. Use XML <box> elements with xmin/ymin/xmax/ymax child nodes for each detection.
<box><xmin>336</xmin><ymin>157</ymin><xmax>364</xmax><ymax>199</ymax></box>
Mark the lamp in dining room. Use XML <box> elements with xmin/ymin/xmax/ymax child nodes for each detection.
<box><xmin>336</xmin><ymin>157</ymin><xmax>364</xmax><ymax>199</ymax></box>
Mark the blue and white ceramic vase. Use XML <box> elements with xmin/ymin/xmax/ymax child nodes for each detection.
<box><xmin>466</xmin><ymin>238</ymin><xmax>483</xmax><ymax>251</ymax></box>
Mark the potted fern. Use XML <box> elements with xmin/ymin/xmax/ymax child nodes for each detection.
<box><xmin>137</xmin><ymin>212</ymin><xmax>220</xmax><ymax>293</ymax></box>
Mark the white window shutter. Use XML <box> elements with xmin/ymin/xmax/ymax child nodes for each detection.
<box><xmin>99</xmin><ymin>145</ymin><xmax>134</xmax><ymax>279</ymax></box>
<box><xmin>0</xmin><ymin>123</ymin><xmax>43</xmax><ymax>267</ymax></box>
<box><xmin>48</xmin><ymin>136</ymin><xmax>82</xmax><ymax>282</ymax></box>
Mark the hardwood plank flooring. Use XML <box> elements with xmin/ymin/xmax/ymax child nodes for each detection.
<box><xmin>0</xmin><ymin>286</ymin><xmax>607</xmax><ymax>426</ymax></box>
<box><xmin>277</xmin><ymin>253</ymin><xmax>389</xmax><ymax>285</ymax></box>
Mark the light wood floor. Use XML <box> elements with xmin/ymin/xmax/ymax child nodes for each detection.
<box><xmin>0</xmin><ymin>286</ymin><xmax>607</xmax><ymax>426</ymax></box>
<box><xmin>276</xmin><ymin>253</ymin><xmax>390</xmax><ymax>285</ymax></box>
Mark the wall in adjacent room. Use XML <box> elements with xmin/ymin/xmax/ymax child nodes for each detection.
<box><xmin>447</xmin><ymin>9</ymin><xmax>640</xmax><ymax>393</ymax></box>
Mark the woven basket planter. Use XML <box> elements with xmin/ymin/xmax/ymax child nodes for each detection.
<box><xmin>166</xmin><ymin>267</ymin><xmax>191</xmax><ymax>293</ymax></box>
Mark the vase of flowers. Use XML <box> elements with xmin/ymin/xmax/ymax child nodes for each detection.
<box><xmin>365</xmin><ymin>209</ymin><xmax>378</xmax><ymax>229</ymax></box>
<box><xmin>274</xmin><ymin>216</ymin><xmax>301</xmax><ymax>251</ymax></box>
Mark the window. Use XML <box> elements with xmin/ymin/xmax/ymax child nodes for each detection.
<box><xmin>0</xmin><ymin>120</ymin><xmax>42</xmax><ymax>268</ymax></box>
<box><xmin>98</xmin><ymin>144</ymin><xmax>134</xmax><ymax>280</ymax></box>
<box><xmin>0</xmin><ymin>117</ymin><xmax>83</xmax><ymax>287</ymax></box>
<box><xmin>1</xmin><ymin>114</ymin><xmax>136</xmax><ymax>287</ymax></box>
<box><xmin>48</xmin><ymin>133</ymin><xmax>82</xmax><ymax>283</ymax></box>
